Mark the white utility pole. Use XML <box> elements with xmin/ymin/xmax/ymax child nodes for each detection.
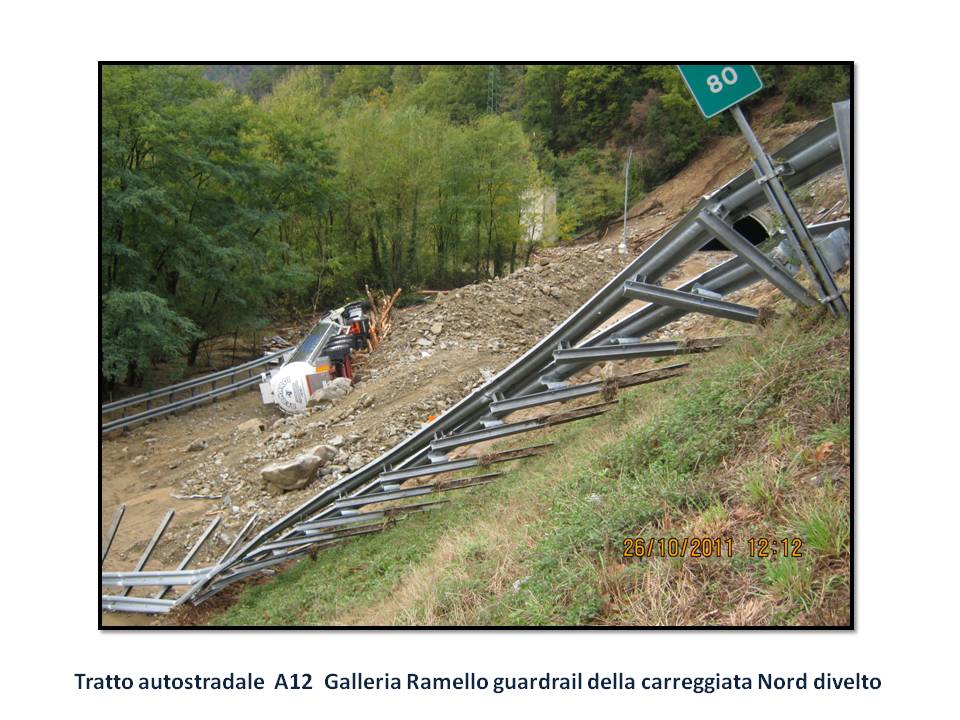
<box><xmin>619</xmin><ymin>147</ymin><xmax>633</xmax><ymax>255</ymax></box>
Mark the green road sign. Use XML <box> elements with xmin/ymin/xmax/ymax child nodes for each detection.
<box><xmin>677</xmin><ymin>65</ymin><xmax>763</xmax><ymax>118</ymax></box>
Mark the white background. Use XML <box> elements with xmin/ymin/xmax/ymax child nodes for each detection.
<box><xmin>2</xmin><ymin>1</ymin><xmax>957</xmax><ymax>716</ymax></box>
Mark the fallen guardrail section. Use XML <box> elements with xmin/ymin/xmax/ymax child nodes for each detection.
<box><xmin>101</xmin><ymin>101</ymin><xmax>852</xmax><ymax>614</ymax></box>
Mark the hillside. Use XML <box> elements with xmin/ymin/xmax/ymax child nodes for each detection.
<box><xmin>211</xmin><ymin>306</ymin><xmax>849</xmax><ymax>626</ymax></box>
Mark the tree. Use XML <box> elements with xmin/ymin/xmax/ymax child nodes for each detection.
<box><xmin>561</xmin><ymin>65</ymin><xmax>646</xmax><ymax>145</ymax></box>
<box><xmin>410</xmin><ymin>65</ymin><xmax>497</xmax><ymax>123</ymax></box>
<box><xmin>100</xmin><ymin>64</ymin><xmax>339</xmax><ymax>386</ymax></box>
<box><xmin>100</xmin><ymin>290</ymin><xmax>200</xmax><ymax>388</ymax></box>
<box><xmin>521</xmin><ymin>65</ymin><xmax>571</xmax><ymax>150</ymax></box>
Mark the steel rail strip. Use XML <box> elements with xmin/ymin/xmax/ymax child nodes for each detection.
<box><xmin>109</xmin><ymin>111</ymin><xmax>848</xmax><ymax>610</ymax></box>
<box><xmin>431</xmin><ymin>402</ymin><xmax>615</xmax><ymax>453</ymax></box>
<box><xmin>101</xmin><ymin>374</ymin><xmax>263</xmax><ymax>434</ymax></box>
<box><xmin>488</xmin><ymin>364</ymin><xmax>688</xmax><ymax>416</ymax></box>
<box><xmin>101</xmin><ymin>595</ymin><xmax>178</xmax><ymax>614</ymax></box>
<box><xmin>242</xmin><ymin>508</ymin><xmax>441</xmax><ymax>560</ymax></box>
<box><xmin>102</xmin><ymin>567</ymin><xmax>213</xmax><ymax>589</ymax></box>
<box><xmin>263</xmin><ymin>475</ymin><xmax>500</xmax><ymax>551</ymax></box>
<box><xmin>621</xmin><ymin>281</ymin><xmax>761</xmax><ymax>323</ymax></box>
<box><xmin>101</xmin><ymin>347</ymin><xmax>290</xmax><ymax>414</ymax></box>
<box><xmin>237</xmin><ymin>475</ymin><xmax>500</xmax><ymax>566</ymax></box>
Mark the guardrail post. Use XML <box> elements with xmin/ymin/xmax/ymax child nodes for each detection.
<box><xmin>729</xmin><ymin>105</ymin><xmax>848</xmax><ymax>318</ymax></box>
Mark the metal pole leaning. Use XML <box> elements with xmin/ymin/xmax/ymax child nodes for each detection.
<box><xmin>622</xmin><ymin>281</ymin><xmax>761</xmax><ymax>323</ymax></box>
<box><xmin>696</xmin><ymin>208</ymin><xmax>816</xmax><ymax>307</ymax></box>
<box><xmin>120</xmin><ymin>508</ymin><xmax>174</xmax><ymax>597</ymax></box>
<box><xmin>218</xmin><ymin>514</ymin><xmax>260</xmax><ymax>565</ymax></box>
<box><xmin>101</xmin><ymin>504</ymin><xmax>125</xmax><ymax>564</ymax></box>
<box><xmin>155</xmin><ymin>516</ymin><xmax>222</xmax><ymax>600</ymax></box>
<box><xmin>554</xmin><ymin>337</ymin><xmax>729</xmax><ymax>366</ymax></box>
<box><xmin>729</xmin><ymin>105</ymin><xmax>848</xmax><ymax>318</ymax></box>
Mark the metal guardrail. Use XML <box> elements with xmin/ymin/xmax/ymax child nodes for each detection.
<box><xmin>101</xmin><ymin>101</ymin><xmax>852</xmax><ymax>615</ymax></box>
<box><xmin>100</xmin><ymin>347</ymin><xmax>290</xmax><ymax>433</ymax></box>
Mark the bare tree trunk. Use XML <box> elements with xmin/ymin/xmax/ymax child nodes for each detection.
<box><xmin>187</xmin><ymin>338</ymin><xmax>202</xmax><ymax>367</ymax></box>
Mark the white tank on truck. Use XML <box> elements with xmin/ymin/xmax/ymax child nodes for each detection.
<box><xmin>259</xmin><ymin>301</ymin><xmax>369</xmax><ymax>414</ymax></box>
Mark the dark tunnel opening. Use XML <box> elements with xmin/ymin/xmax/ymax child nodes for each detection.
<box><xmin>700</xmin><ymin>214</ymin><xmax>769</xmax><ymax>251</ymax></box>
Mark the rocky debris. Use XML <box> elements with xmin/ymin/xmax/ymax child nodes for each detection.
<box><xmin>309</xmin><ymin>376</ymin><xmax>353</xmax><ymax>405</ymax></box>
<box><xmin>329</xmin><ymin>435</ymin><xmax>345</xmax><ymax>447</ymax></box>
<box><xmin>346</xmin><ymin>453</ymin><xmax>366</xmax><ymax>471</ymax></box>
<box><xmin>309</xmin><ymin>444</ymin><xmax>338</xmax><ymax>464</ymax></box>
<box><xmin>237</xmin><ymin>418</ymin><xmax>266</xmax><ymax>434</ymax></box>
<box><xmin>186</xmin><ymin>438</ymin><xmax>207</xmax><ymax>452</ymax></box>
<box><xmin>260</xmin><ymin>444</ymin><xmax>337</xmax><ymax>492</ymax></box>
<box><xmin>366</xmin><ymin>240</ymin><xmax>633</xmax><ymax>379</ymax></box>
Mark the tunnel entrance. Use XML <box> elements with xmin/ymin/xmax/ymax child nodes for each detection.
<box><xmin>700</xmin><ymin>214</ymin><xmax>769</xmax><ymax>251</ymax></box>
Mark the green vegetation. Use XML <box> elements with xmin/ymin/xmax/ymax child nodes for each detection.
<box><xmin>101</xmin><ymin>64</ymin><xmax>850</xmax><ymax>393</ymax></box>
<box><xmin>212</xmin><ymin>305</ymin><xmax>850</xmax><ymax>627</ymax></box>
<box><xmin>773</xmin><ymin>65</ymin><xmax>852</xmax><ymax>123</ymax></box>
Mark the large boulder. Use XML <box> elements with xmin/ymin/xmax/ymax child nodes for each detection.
<box><xmin>308</xmin><ymin>444</ymin><xmax>338</xmax><ymax>464</ymax></box>
<box><xmin>260</xmin><ymin>444</ymin><xmax>335</xmax><ymax>492</ymax></box>
<box><xmin>308</xmin><ymin>376</ymin><xmax>353</xmax><ymax>405</ymax></box>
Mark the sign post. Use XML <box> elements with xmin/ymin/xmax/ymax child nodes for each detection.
<box><xmin>677</xmin><ymin>65</ymin><xmax>848</xmax><ymax>318</ymax></box>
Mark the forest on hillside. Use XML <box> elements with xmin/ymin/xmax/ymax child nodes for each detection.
<box><xmin>100</xmin><ymin>63</ymin><xmax>850</xmax><ymax>391</ymax></box>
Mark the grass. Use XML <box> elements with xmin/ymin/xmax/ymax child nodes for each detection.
<box><xmin>212</xmin><ymin>306</ymin><xmax>850</xmax><ymax>627</ymax></box>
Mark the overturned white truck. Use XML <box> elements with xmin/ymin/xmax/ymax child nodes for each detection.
<box><xmin>259</xmin><ymin>301</ymin><xmax>369</xmax><ymax>414</ymax></box>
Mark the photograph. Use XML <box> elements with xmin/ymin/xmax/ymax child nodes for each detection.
<box><xmin>99</xmin><ymin>62</ymin><xmax>852</xmax><ymax>629</ymax></box>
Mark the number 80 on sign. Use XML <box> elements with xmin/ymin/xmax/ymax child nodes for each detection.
<box><xmin>677</xmin><ymin>65</ymin><xmax>764</xmax><ymax>119</ymax></box>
